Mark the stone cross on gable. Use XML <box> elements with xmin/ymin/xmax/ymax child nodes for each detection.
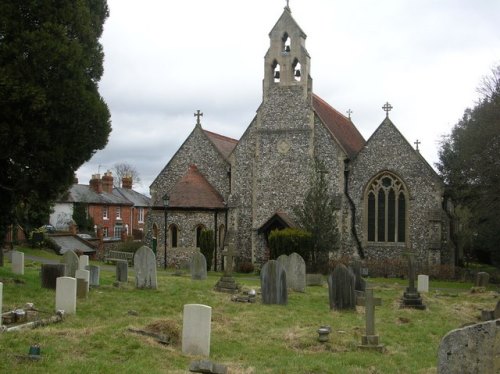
<box><xmin>414</xmin><ymin>139</ymin><xmax>421</xmax><ymax>152</ymax></box>
<box><xmin>382</xmin><ymin>102</ymin><xmax>393</xmax><ymax>118</ymax></box>
<box><xmin>356</xmin><ymin>288</ymin><xmax>382</xmax><ymax>336</ymax></box>
<box><xmin>346</xmin><ymin>109</ymin><xmax>353</xmax><ymax>119</ymax></box>
<box><xmin>194</xmin><ymin>110</ymin><xmax>203</xmax><ymax>125</ymax></box>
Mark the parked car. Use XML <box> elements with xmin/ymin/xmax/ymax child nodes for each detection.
<box><xmin>42</xmin><ymin>224</ymin><xmax>56</xmax><ymax>233</ymax></box>
<box><xmin>77</xmin><ymin>233</ymin><xmax>93</xmax><ymax>239</ymax></box>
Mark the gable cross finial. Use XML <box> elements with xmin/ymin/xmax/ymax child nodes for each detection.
<box><xmin>286</xmin><ymin>0</ymin><xmax>290</xmax><ymax>9</ymax></box>
<box><xmin>346</xmin><ymin>109</ymin><xmax>353</xmax><ymax>120</ymax></box>
<box><xmin>194</xmin><ymin>110</ymin><xmax>203</xmax><ymax>126</ymax></box>
<box><xmin>382</xmin><ymin>102</ymin><xmax>393</xmax><ymax>118</ymax></box>
<box><xmin>414</xmin><ymin>139</ymin><xmax>421</xmax><ymax>152</ymax></box>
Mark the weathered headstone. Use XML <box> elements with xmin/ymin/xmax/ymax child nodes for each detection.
<box><xmin>76</xmin><ymin>278</ymin><xmax>88</xmax><ymax>299</ymax></box>
<box><xmin>190</xmin><ymin>251</ymin><xmax>207</xmax><ymax>280</ymax></box>
<box><xmin>85</xmin><ymin>265</ymin><xmax>100</xmax><ymax>287</ymax></box>
<box><xmin>277</xmin><ymin>253</ymin><xmax>306</xmax><ymax>293</ymax></box>
<box><xmin>474</xmin><ymin>272</ymin><xmax>490</xmax><ymax>288</ymax></box>
<box><xmin>11</xmin><ymin>250</ymin><xmax>24</xmax><ymax>275</ymax></box>
<box><xmin>116</xmin><ymin>260</ymin><xmax>128</xmax><ymax>282</ymax></box>
<box><xmin>41</xmin><ymin>264</ymin><xmax>67</xmax><ymax>289</ymax></box>
<box><xmin>481</xmin><ymin>300</ymin><xmax>500</xmax><ymax>321</ymax></box>
<box><xmin>214</xmin><ymin>241</ymin><xmax>240</xmax><ymax>293</ymax></box>
<box><xmin>78</xmin><ymin>255</ymin><xmax>89</xmax><ymax>270</ymax></box>
<box><xmin>55</xmin><ymin>277</ymin><xmax>77</xmax><ymax>314</ymax></box>
<box><xmin>401</xmin><ymin>252</ymin><xmax>426</xmax><ymax>310</ymax></box>
<box><xmin>350</xmin><ymin>260</ymin><xmax>366</xmax><ymax>292</ymax></box>
<box><xmin>182</xmin><ymin>304</ymin><xmax>212</xmax><ymax>356</ymax></box>
<box><xmin>356</xmin><ymin>288</ymin><xmax>384</xmax><ymax>352</ymax></box>
<box><xmin>328</xmin><ymin>264</ymin><xmax>356</xmax><ymax>310</ymax></box>
<box><xmin>134</xmin><ymin>246</ymin><xmax>157</xmax><ymax>289</ymax></box>
<box><xmin>260</xmin><ymin>260</ymin><xmax>288</xmax><ymax>305</ymax></box>
<box><xmin>75</xmin><ymin>269</ymin><xmax>90</xmax><ymax>295</ymax></box>
<box><xmin>437</xmin><ymin>319</ymin><xmax>500</xmax><ymax>373</ymax></box>
<box><xmin>189</xmin><ymin>360</ymin><xmax>227</xmax><ymax>374</ymax></box>
<box><xmin>306</xmin><ymin>273</ymin><xmax>324</xmax><ymax>286</ymax></box>
<box><xmin>0</xmin><ymin>282</ymin><xmax>3</xmax><ymax>327</ymax></box>
<box><xmin>417</xmin><ymin>274</ymin><xmax>429</xmax><ymax>293</ymax></box>
<box><xmin>61</xmin><ymin>250</ymin><xmax>79</xmax><ymax>278</ymax></box>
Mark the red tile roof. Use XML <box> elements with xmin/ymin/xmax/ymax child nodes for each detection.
<box><xmin>312</xmin><ymin>94</ymin><xmax>366</xmax><ymax>158</ymax></box>
<box><xmin>169</xmin><ymin>164</ymin><xmax>225</xmax><ymax>209</ymax></box>
<box><xmin>203</xmin><ymin>130</ymin><xmax>238</xmax><ymax>160</ymax></box>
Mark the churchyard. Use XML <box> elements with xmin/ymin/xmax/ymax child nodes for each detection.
<box><xmin>0</xmin><ymin>247</ymin><xmax>498</xmax><ymax>373</ymax></box>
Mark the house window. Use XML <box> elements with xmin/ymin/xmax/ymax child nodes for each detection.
<box><xmin>116</xmin><ymin>206</ymin><xmax>121</xmax><ymax>219</ymax></box>
<box><xmin>138</xmin><ymin>208</ymin><xmax>144</xmax><ymax>223</ymax></box>
<box><xmin>103</xmin><ymin>227</ymin><xmax>109</xmax><ymax>237</ymax></box>
<box><xmin>114</xmin><ymin>225</ymin><xmax>122</xmax><ymax>238</ymax></box>
<box><xmin>103</xmin><ymin>206</ymin><xmax>109</xmax><ymax>220</ymax></box>
<box><xmin>366</xmin><ymin>172</ymin><xmax>407</xmax><ymax>243</ymax></box>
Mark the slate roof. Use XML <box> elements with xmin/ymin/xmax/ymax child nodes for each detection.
<box><xmin>58</xmin><ymin>184</ymin><xmax>133</xmax><ymax>206</ymax></box>
<box><xmin>312</xmin><ymin>94</ymin><xmax>366</xmax><ymax>158</ymax></box>
<box><xmin>203</xmin><ymin>130</ymin><xmax>238</xmax><ymax>160</ymax></box>
<box><xmin>169</xmin><ymin>164</ymin><xmax>225</xmax><ymax>209</ymax></box>
<box><xmin>113</xmin><ymin>188</ymin><xmax>151</xmax><ymax>207</ymax></box>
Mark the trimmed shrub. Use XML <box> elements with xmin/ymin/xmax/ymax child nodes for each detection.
<box><xmin>199</xmin><ymin>229</ymin><xmax>214</xmax><ymax>270</ymax></box>
<box><xmin>268</xmin><ymin>228</ymin><xmax>312</xmax><ymax>260</ymax></box>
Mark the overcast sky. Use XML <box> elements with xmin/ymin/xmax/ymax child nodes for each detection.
<box><xmin>76</xmin><ymin>0</ymin><xmax>500</xmax><ymax>195</ymax></box>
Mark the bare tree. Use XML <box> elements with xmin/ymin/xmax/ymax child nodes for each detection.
<box><xmin>477</xmin><ymin>64</ymin><xmax>500</xmax><ymax>102</ymax></box>
<box><xmin>112</xmin><ymin>162</ymin><xmax>141</xmax><ymax>188</ymax></box>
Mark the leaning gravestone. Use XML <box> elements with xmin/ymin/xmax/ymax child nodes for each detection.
<box><xmin>277</xmin><ymin>252</ymin><xmax>306</xmax><ymax>293</ymax></box>
<box><xmin>190</xmin><ymin>251</ymin><xmax>207</xmax><ymax>280</ymax></box>
<box><xmin>11</xmin><ymin>250</ymin><xmax>24</xmax><ymax>275</ymax></box>
<box><xmin>61</xmin><ymin>250</ymin><xmax>79</xmax><ymax>278</ymax></box>
<box><xmin>116</xmin><ymin>260</ymin><xmax>128</xmax><ymax>282</ymax></box>
<box><xmin>437</xmin><ymin>319</ymin><xmax>500</xmax><ymax>374</ymax></box>
<box><xmin>474</xmin><ymin>272</ymin><xmax>490</xmax><ymax>288</ymax></box>
<box><xmin>41</xmin><ymin>264</ymin><xmax>67</xmax><ymax>289</ymax></box>
<box><xmin>86</xmin><ymin>265</ymin><xmax>100</xmax><ymax>287</ymax></box>
<box><xmin>260</xmin><ymin>260</ymin><xmax>287</xmax><ymax>305</ymax></box>
<box><xmin>55</xmin><ymin>277</ymin><xmax>77</xmax><ymax>314</ymax></box>
<box><xmin>417</xmin><ymin>274</ymin><xmax>429</xmax><ymax>293</ymax></box>
<box><xmin>134</xmin><ymin>246</ymin><xmax>157</xmax><ymax>289</ymax></box>
<box><xmin>328</xmin><ymin>264</ymin><xmax>356</xmax><ymax>310</ymax></box>
<box><xmin>182</xmin><ymin>304</ymin><xmax>212</xmax><ymax>357</ymax></box>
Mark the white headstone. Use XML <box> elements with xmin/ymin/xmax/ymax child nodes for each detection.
<box><xmin>75</xmin><ymin>269</ymin><xmax>90</xmax><ymax>293</ymax></box>
<box><xmin>11</xmin><ymin>251</ymin><xmax>24</xmax><ymax>275</ymax></box>
<box><xmin>134</xmin><ymin>246</ymin><xmax>157</xmax><ymax>289</ymax></box>
<box><xmin>55</xmin><ymin>277</ymin><xmax>77</xmax><ymax>314</ymax></box>
<box><xmin>182</xmin><ymin>304</ymin><xmax>212</xmax><ymax>356</ymax></box>
<box><xmin>78</xmin><ymin>255</ymin><xmax>89</xmax><ymax>270</ymax></box>
<box><xmin>0</xmin><ymin>282</ymin><xmax>3</xmax><ymax>327</ymax></box>
<box><xmin>417</xmin><ymin>274</ymin><xmax>429</xmax><ymax>293</ymax></box>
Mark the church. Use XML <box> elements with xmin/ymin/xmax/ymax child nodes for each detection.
<box><xmin>145</xmin><ymin>6</ymin><xmax>454</xmax><ymax>270</ymax></box>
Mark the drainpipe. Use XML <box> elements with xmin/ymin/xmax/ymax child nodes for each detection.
<box><xmin>344</xmin><ymin>159</ymin><xmax>365</xmax><ymax>259</ymax></box>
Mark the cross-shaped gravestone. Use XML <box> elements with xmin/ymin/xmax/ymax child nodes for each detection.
<box><xmin>222</xmin><ymin>243</ymin><xmax>235</xmax><ymax>276</ymax></box>
<box><xmin>406</xmin><ymin>251</ymin><xmax>416</xmax><ymax>292</ymax></box>
<box><xmin>401</xmin><ymin>251</ymin><xmax>426</xmax><ymax>309</ymax></box>
<box><xmin>356</xmin><ymin>288</ymin><xmax>384</xmax><ymax>351</ymax></box>
<box><xmin>194</xmin><ymin>110</ymin><xmax>203</xmax><ymax>125</ymax></box>
<box><xmin>414</xmin><ymin>139</ymin><xmax>421</xmax><ymax>151</ymax></box>
<box><xmin>382</xmin><ymin>102</ymin><xmax>393</xmax><ymax>117</ymax></box>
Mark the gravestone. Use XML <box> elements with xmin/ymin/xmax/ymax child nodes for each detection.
<box><xmin>214</xmin><ymin>240</ymin><xmax>240</xmax><ymax>293</ymax></box>
<box><xmin>260</xmin><ymin>260</ymin><xmax>288</xmax><ymax>305</ymax></box>
<box><xmin>116</xmin><ymin>260</ymin><xmax>128</xmax><ymax>282</ymax></box>
<box><xmin>11</xmin><ymin>250</ymin><xmax>24</xmax><ymax>275</ymax></box>
<box><xmin>356</xmin><ymin>288</ymin><xmax>384</xmax><ymax>352</ymax></box>
<box><xmin>437</xmin><ymin>319</ymin><xmax>500</xmax><ymax>373</ymax></box>
<box><xmin>55</xmin><ymin>277</ymin><xmax>77</xmax><ymax>314</ymax></box>
<box><xmin>328</xmin><ymin>264</ymin><xmax>356</xmax><ymax>310</ymax></box>
<box><xmin>75</xmin><ymin>269</ymin><xmax>90</xmax><ymax>295</ymax></box>
<box><xmin>401</xmin><ymin>252</ymin><xmax>426</xmax><ymax>310</ymax></box>
<box><xmin>86</xmin><ymin>265</ymin><xmax>100</xmax><ymax>287</ymax></box>
<box><xmin>350</xmin><ymin>260</ymin><xmax>366</xmax><ymax>292</ymax></box>
<box><xmin>417</xmin><ymin>274</ymin><xmax>429</xmax><ymax>293</ymax></box>
<box><xmin>190</xmin><ymin>251</ymin><xmax>207</xmax><ymax>280</ymax></box>
<box><xmin>76</xmin><ymin>278</ymin><xmax>88</xmax><ymax>299</ymax></box>
<box><xmin>481</xmin><ymin>300</ymin><xmax>500</xmax><ymax>321</ymax></box>
<box><xmin>41</xmin><ymin>264</ymin><xmax>67</xmax><ymax>289</ymax></box>
<box><xmin>78</xmin><ymin>255</ymin><xmax>89</xmax><ymax>270</ymax></box>
<box><xmin>474</xmin><ymin>272</ymin><xmax>490</xmax><ymax>288</ymax></box>
<box><xmin>134</xmin><ymin>246</ymin><xmax>157</xmax><ymax>289</ymax></box>
<box><xmin>277</xmin><ymin>252</ymin><xmax>306</xmax><ymax>293</ymax></box>
<box><xmin>182</xmin><ymin>304</ymin><xmax>212</xmax><ymax>357</ymax></box>
<box><xmin>189</xmin><ymin>360</ymin><xmax>227</xmax><ymax>374</ymax></box>
<box><xmin>306</xmin><ymin>274</ymin><xmax>324</xmax><ymax>286</ymax></box>
<box><xmin>61</xmin><ymin>250</ymin><xmax>79</xmax><ymax>278</ymax></box>
<box><xmin>0</xmin><ymin>282</ymin><xmax>2</xmax><ymax>327</ymax></box>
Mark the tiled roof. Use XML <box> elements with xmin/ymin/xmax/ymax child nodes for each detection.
<box><xmin>169</xmin><ymin>164</ymin><xmax>225</xmax><ymax>209</ymax></box>
<box><xmin>60</xmin><ymin>184</ymin><xmax>132</xmax><ymax>205</ymax></box>
<box><xmin>312</xmin><ymin>94</ymin><xmax>366</xmax><ymax>158</ymax></box>
<box><xmin>113</xmin><ymin>188</ymin><xmax>151</xmax><ymax>208</ymax></box>
<box><xmin>203</xmin><ymin>130</ymin><xmax>238</xmax><ymax>160</ymax></box>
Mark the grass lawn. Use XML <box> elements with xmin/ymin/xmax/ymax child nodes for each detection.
<box><xmin>0</xmin><ymin>249</ymin><xmax>498</xmax><ymax>373</ymax></box>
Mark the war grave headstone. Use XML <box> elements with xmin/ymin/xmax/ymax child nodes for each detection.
<box><xmin>41</xmin><ymin>264</ymin><xmax>66</xmax><ymax>289</ymax></box>
<box><xmin>134</xmin><ymin>246</ymin><xmax>157</xmax><ymax>289</ymax></box>
<box><xmin>190</xmin><ymin>251</ymin><xmax>207</xmax><ymax>280</ymax></box>
<box><xmin>86</xmin><ymin>265</ymin><xmax>100</xmax><ymax>287</ymax></box>
<box><xmin>328</xmin><ymin>264</ymin><xmax>356</xmax><ymax>310</ymax></box>
<box><xmin>61</xmin><ymin>250</ymin><xmax>79</xmax><ymax>278</ymax></box>
<box><xmin>78</xmin><ymin>255</ymin><xmax>89</xmax><ymax>270</ymax></box>
<box><xmin>11</xmin><ymin>250</ymin><xmax>24</xmax><ymax>275</ymax></box>
<box><xmin>75</xmin><ymin>269</ymin><xmax>90</xmax><ymax>298</ymax></box>
<box><xmin>474</xmin><ymin>272</ymin><xmax>490</xmax><ymax>288</ymax></box>
<box><xmin>55</xmin><ymin>277</ymin><xmax>77</xmax><ymax>314</ymax></box>
<box><xmin>417</xmin><ymin>274</ymin><xmax>429</xmax><ymax>293</ymax></box>
<box><xmin>116</xmin><ymin>260</ymin><xmax>128</xmax><ymax>283</ymax></box>
<box><xmin>356</xmin><ymin>288</ymin><xmax>384</xmax><ymax>352</ymax></box>
<box><xmin>214</xmin><ymin>233</ymin><xmax>240</xmax><ymax>293</ymax></box>
<box><xmin>260</xmin><ymin>260</ymin><xmax>287</xmax><ymax>305</ymax></box>
<box><xmin>277</xmin><ymin>252</ymin><xmax>306</xmax><ymax>293</ymax></box>
<box><xmin>401</xmin><ymin>252</ymin><xmax>426</xmax><ymax>310</ymax></box>
<box><xmin>437</xmin><ymin>319</ymin><xmax>500</xmax><ymax>374</ymax></box>
<box><xmin>182</xmin><ymin>304</ymin><xmax>212</xmax><ymax>357</ymax></box>
<box><xmin>350</xmin><ymin>260</ymin><xmax>366</xmax><ymax>292</ymax></box>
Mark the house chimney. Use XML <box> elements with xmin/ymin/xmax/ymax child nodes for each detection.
<box><xmin>122</xmin><ymin>174</ymin><xmax>133</xmax><ymax>189</ymax></box>
<box><xmin>73</xmin><ymin>173</ymin><xmax>78</xmax><ymax>184</ymax></box>
<box><xmin>102</xmin><ymin>171</ymin><xmax>114</xmax><ymax>193</ymax></box>
<box><xmin>89</xmin><ymin>174</ymin><xmax>103</xmax><ymax>194</ymax></box>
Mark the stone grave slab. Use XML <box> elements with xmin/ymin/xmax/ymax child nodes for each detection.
<box><xmin>190</xmin><ymin>251</ymin><xmax>207</xmax><ymax>280</ymax></box>
<box><xmin>86</xmin><ymin>265</ymin><xmax>100</xmax><ymax>287</ymax></box>
<box><xmin>41</xmin><ymin>264</ymin><xmax>66</xmax><ymax>289</ymax></box>
<box><xmin>61</xmin><ymin>250</ymin><xmax>79</xmax><ymax>278</ymax></box>
<box><xmin>55</xmin><ymin>277</ymin><xmax>77</xmax><ymax>314</ymax></box>
<box><xmin>417</xmin><ymin>274</ymin><xmax>429</xmax><ymax>293</ymax></box>
<box><xmin>328</xmin><ymin>264</ymin><xmax>356</xmax><ymax>310</ymax></box>
<box><xmin>260</xmin><ymin>260</ymin><xmax>287</xmax><ymax>305</ymax></box>
<box><xmin>116</xmin><ymin>260</ymin><xmax>128</xmax><ymax>282</ymax></box>
<box><xmin>474</xmin><ymin>272</ymin><xmax>490</xmax><ymax>288</ymax></box>
<box><xmin>182</xmin><ymin>304</ymin><xmax>212</xmax><ymax>357</ymax></box>
<box><xmin>134</xmin><ymin>246</ymin><xmax>157</xmax><ymax>289</ymax></box>
<box><xmin>11</xmin><ymin>250</ymin><xmax>24</xmax><ymax>275</ymax></box>
<box><xmin>78</xmin><ymin>255</ymin><xmax>89</xmax><ymax>270</ymax></box>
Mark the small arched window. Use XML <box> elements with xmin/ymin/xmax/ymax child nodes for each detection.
<box><xmin>169</xmin><ymin>224</ymin><xmax>178</xmax><ymax>248</ymax></box>
<box><xmin>292</xmin><ymin>58</ymin><xmax>301</xmax><ymax>81</ymax></box>
<box><xmin>195</xmin><ymin>225</ymin><xmax>205</xmax><ymax>248</ymax></box>
<box><xmin>366</xmin><ymin>172</ymin><xmax>407</xmax><ymax>243</ymax></box>
<box><xmin>282</xmin><ymin>33</ymin><xmax>291</xmax><ymax>52</ymax></box>
<box><xmin>272</xmin><ymin>60</ymin><xmax>280</xmax><ymax>82</ymax></box>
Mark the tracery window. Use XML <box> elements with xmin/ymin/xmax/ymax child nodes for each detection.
<box><xmin>366</xmin><ymin>173</ymin><xmax>407</xmax><ymax>243</ymax></box>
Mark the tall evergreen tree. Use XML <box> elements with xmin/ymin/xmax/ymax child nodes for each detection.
<box><xmin>0</xmin><ymin>1</ymin><xmax>111</xmax><ymax>264</ymax></box>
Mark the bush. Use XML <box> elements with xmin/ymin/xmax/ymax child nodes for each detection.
<box><xmin>199</xmin><ymin>230</ymin><xmax>214</xmax><ymax>270</ymax></box>
<box><xmin>268</xmin><ymin>228</ymin><xmax>312</xmax><ymax>260</ymax></box>
<box><xmin>116</xmin><ymin>240</ymin><xmax>143</xmax><ymax>253</ymax></box>
<box><xmin>238</xmin><ymin>262</ymin><xmax>254</xmax><ymax>273</ymax></box>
